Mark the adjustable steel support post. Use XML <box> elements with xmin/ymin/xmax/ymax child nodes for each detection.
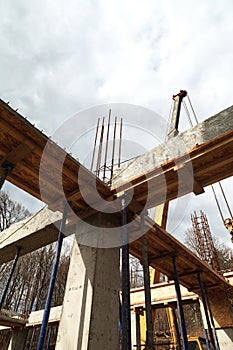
<box><xmin>45</xmin><ymin>326</ymin><xmax>52</xmax><ymax>350</ymax></box>
<box><xmin>0</xmin><ymin>161</ymin><xmax>14</xmax><ymax>190</ymax></box>
<box><xmin>172</xmin><ymin>255</ymin><xmax>189</xmax><ymax>350</ymax></box>
<box><xmin>205</xmin><ymin>284</ymin><xmax>220</xmax><ymax>350</ymax></box>
<box><xmin>28</xmin><ymin>328</ymin><xmax>36</xmax><ymax>350</ymax></box>
<box><xmin>141</xmin><ymin>212</ymin><xmax>154</xmax><ymax>349</ymax></box>
<box><xmin>197</xmin><ymin>272</ymin><xmax>217</xmax><ymax>350</ymax></box>
<box><xmin>37</xmin><ymin>202</ymin><xmax>69</xmax><ymax>350</ymax></box>
<box><xmin>0</xmin><ymin>246</ymin><xmax>22</xmax><ymax>310</ymax></box>
<box><xmin>166</xmin><ymin>307</ymin><xmax>182</xmax><ymax>350</ymax></box>
<box><xmin>121</xmin><ymin>196</ymin><xmax>131</xmax><ymax>350</ymax></box>
<box><xmin>135</xmin><ymin>312</ymin><xmax>141</xmax><ymax>350</ymax></box>
<box><xmin>118</xmin><ymin>297</ymin><xmax>122</xmax><ymax>350</ymax></box>
<box><xmin>199</xmin><ymin>300</ymin><xmax>211</xmax><ymax>350</ymax></box>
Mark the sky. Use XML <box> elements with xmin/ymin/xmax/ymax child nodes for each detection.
<box><xmin>1</xmin><ymin>0</ymin><xmax>233</xmax><ymax>246</ymax></box>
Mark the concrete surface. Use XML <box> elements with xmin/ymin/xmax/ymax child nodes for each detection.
<box><xmin>112</xmin><ymin>105</ymin><xmax>233</xmax><ymax>188</ymax></box>
<box><xmin>56</xmin><ymin>231</ymin><xmax>120</xmax><ymax>349</ymax></box>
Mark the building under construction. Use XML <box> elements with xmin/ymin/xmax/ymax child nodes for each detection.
<box><xmin>1</xmin><ymin>92</ymin><xmax>233</xmax><ymax>349</ymax></box>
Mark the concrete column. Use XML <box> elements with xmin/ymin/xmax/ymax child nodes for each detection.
<box><xmin>8</xmin><ymin>328</ymin><xmax>28</xmax><ymax>350</ymax></box>
<box><xmin>56</xmin><ymin>215</ymin><xmax>120</xmax><ymax>350</ymax></box>
<box><xmin>216</xmin><ymin>328</ymin><xmax>233</xmax><ymax>350</ymax></box>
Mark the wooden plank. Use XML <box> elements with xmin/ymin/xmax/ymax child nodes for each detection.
<box><xmin>0</xmin><ymin>99</ymin><xmax>111</xmax><ymax>212</ymax></box>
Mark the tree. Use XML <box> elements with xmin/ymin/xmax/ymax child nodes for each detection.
<box><xmin>129</xmin><ymin>255</ymin><xmax>144</xmax><ymax>288</ymax></box>
<box><xmin>0</xmin><ymin>191</ymin><xmax>30</xmax><ymax>232</ymax></box>
<box><xmin>184</xmin><ymin>228</ymin><xmax>233</xmax><ymax>271</ymax></box>
<box><xmin>0</xmin><ymin>191</ymin><xmax>71</xmax><ymax>315</ymax></box>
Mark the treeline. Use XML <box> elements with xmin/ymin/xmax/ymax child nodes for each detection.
<box><xmin>0</xmin><ymin>191</ymin><xmax>70</xmax><ymax>315</ymax></box>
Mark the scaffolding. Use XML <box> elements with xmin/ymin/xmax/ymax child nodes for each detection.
<box><xmin>191</xmin><ymin>210</ymin><xmax>220</xmax><ymax>272</ymax></box>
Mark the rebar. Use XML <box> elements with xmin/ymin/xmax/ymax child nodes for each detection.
<box><xmin>191</xmin><ymin>211</ymin><xmax>220</xmax><ymax>271</ymax></box>
<box><xmin>90</xmin><ymin>117</ymin><xmax>100</xmax><ymax>172</ymax></box>
<box><xmin>103</xmin><ymin>110</ymin><xmax>111</xmax><ymax>181</ymax></box>
<box><xmin>118</xmin><ymin>118</ymin><xmax>123</xmax><ymax>168</ymax></box>
<box><xmin>96</xmin><ymin>117</ymin><xmax>105</xmax><ymax>177</ymax></box>
<box><xmin>110</xmin><ymin>117</ymin><xmax>117</xmax><ymax>183</ymax></box>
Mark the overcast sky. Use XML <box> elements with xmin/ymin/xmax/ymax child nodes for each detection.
<box><xmin>1</xmin><ymin>0</ymin><xmax>233</xmax><ymax>246</ymax></box>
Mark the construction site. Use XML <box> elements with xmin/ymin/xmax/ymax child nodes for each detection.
<box><xmin>1</xmin><ymin>90</ymin><xmax>233</xmax><ymax>350</ymax></box>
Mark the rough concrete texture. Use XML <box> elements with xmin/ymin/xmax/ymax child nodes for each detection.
<box><xmin>130</xmin><ymin>282</ymin><xmax>197</xmax><ymax>308</ymax></box>
<box><xmin>113</xmin><ymin>105</ymin><xmax>233</xmax><ymax>187</ymax></box>
<box><xmin>56</xmin><ymin>233</ymin><xmax>120</xmax><ymax>349</ymax></box>
<box><xmin>0</xmin><ymin>207</ymin><xmax>66</xmax><ymax>264</ymax></box>
<box><xmin>27</xmin><ymin>305</ymin><xmax>61</xmax><ymax>326</ymax></box>
<box><xmin>217</xmin><ymin>328</ymin><xmax>233</xmax><ymax>350</ymax></box>
<box><xmin>0</xmin><ymin>207</ymin><xmax>58</xmax><ymax>246</ymax></box>
<box><xmin>131</xmin><ymin>311</ymin><xmax>137</xmax><ymax>349</ymax></box>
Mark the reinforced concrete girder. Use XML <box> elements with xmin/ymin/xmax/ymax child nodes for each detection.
<box><xmin>0</xmin><ymin>306</ymin><xmax>62</xmax><ymax>330</ymax></box>
<box><xmin>0</xmin><ymin>208</ymin><xmax>62</xmax><ymax>264</ymax></box>
<box><xmin>130</xmin><ymin>281</ymin><xmax>198</xmax><ymax>309</ymax></box>
<box><xmin>112</xmin><ymin>105</ymin><xmax>233</xmax><ymax>209</ymax></box>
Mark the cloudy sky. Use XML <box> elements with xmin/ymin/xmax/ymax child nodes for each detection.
<box><xmin>1</xmin><ymin>0</ymin><xmax>233</xmax><ymax>245</ymax></box>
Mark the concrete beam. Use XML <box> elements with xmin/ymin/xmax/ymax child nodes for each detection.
<box><xmin>113</xmin><ymin>105</ymin><xmax>233</xmax><ymax>188</ymax></box>
<box><xmin>0</xmin><ymin>208</ymin><xmax>75</xmax><ymax>264</ymax></box>
<box><xmin>0</xmin><ymin>306</ymin><xmax>61</xmax><ymax>330</ymax></box>
<box><xmin>26</xmin><ymin>305</ymin><xmax>61</xmax><ymax>327</ymax></box>
<box><xmin>130</xmin><ymin>281</ymin><xmax>198</xmax><ymax>309</ymax></box>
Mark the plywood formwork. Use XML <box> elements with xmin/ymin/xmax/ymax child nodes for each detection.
<box><xmin>0</xmin><ymin>99</ymin><xmax>112</xmax><ymax>215</ymax></box>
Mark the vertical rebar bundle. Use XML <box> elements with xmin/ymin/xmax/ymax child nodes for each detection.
<box><xmin>90</xmin><ymin>110</ymin><xmax>123</xmax><ymax>185</ymax></box>
<box><xmin>191</xmin><ymin>211</ymin><xmax>220</xmax><ymax>272</ymax></box>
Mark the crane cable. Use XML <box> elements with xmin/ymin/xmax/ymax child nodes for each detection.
<box><xmin>211</xmin><ymin>184</ymin><xmax>225</xmax><ymax>222</ymax></box>
<box><xmin>183</xmin><ymin>100</ymin><xmax>193</xmax><ymax>127</ymax></box>
<box><xmin>183</xmin><ymin>93</ymin><xmax>232</xmax><ymax>222</ymax></box>
<box><xmin>165</xmin><ymin>100</ymin><xmax>174</xmax><ymax>141</ymax></box>
<box><xmin>187</xmin><ymin>94</ymin><xmax>199</xmax><ymax>124</ymax></box>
